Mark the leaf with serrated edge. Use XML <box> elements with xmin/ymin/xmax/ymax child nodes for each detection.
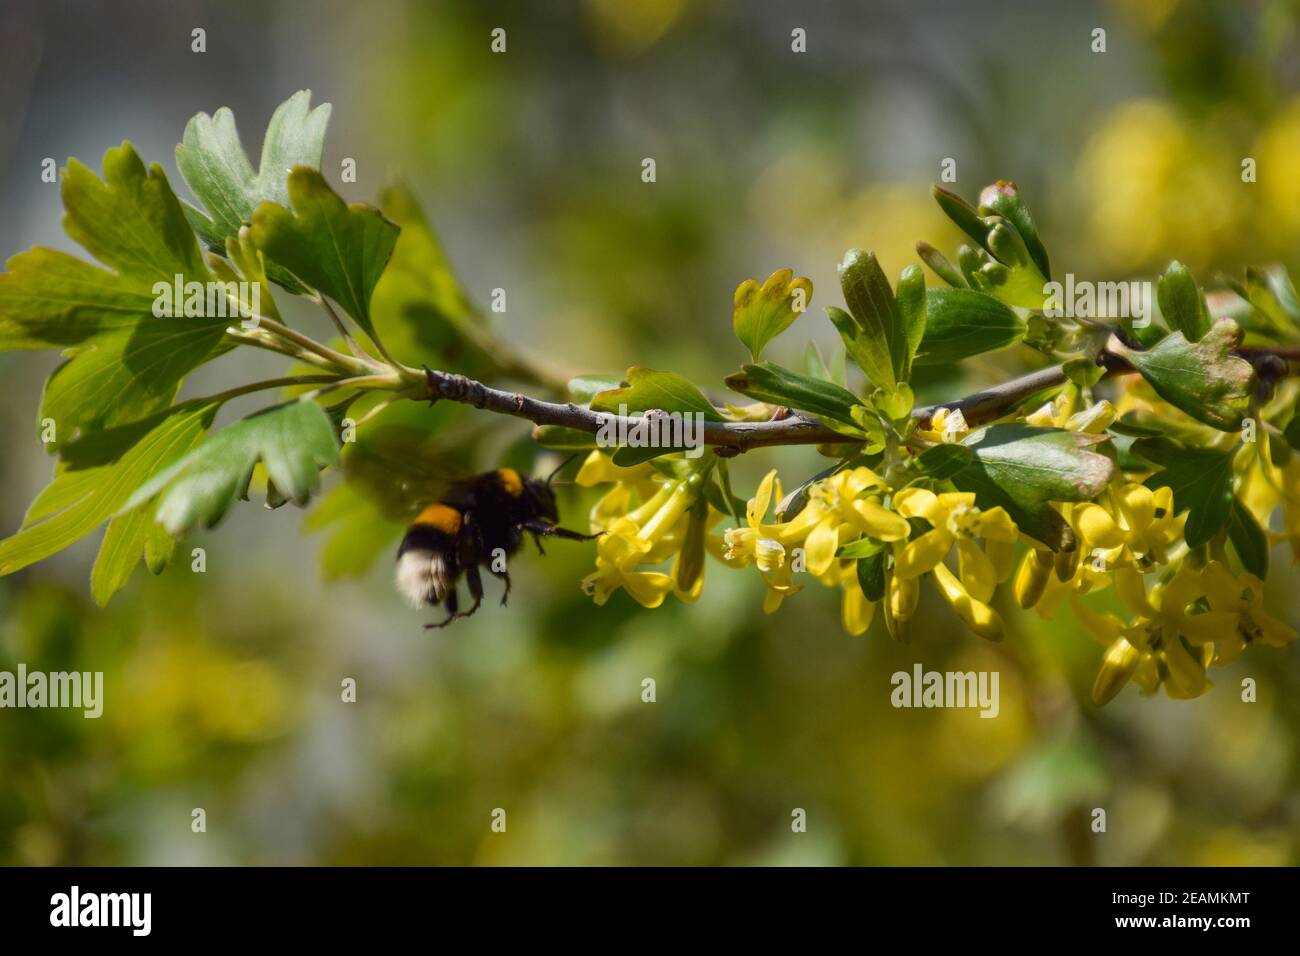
<box><xmin>0</xmin><ymin>401</ymin><xmax>219</xmax><ymax>582</ymax></box>
<box><xmin>1113</xmin><ymin>318</ymin><xmax>1254</xmax><ymax>432</ymax></box>
<box><xmin>177</xmin><ymin>91</ymin><xmax>331</xmax><ymax>290</ymax></box>
<box><xmin>370</xmin><ymin>183</ymin><xmax>495</xmax><ymax>370</ymax></box>
<box><xmin>0</xmin><ymin>145</ymin><xmax>225</xmax><ymax>439</ymax></box>
<box><xmin>124</xmin><ymin>400</ymin><xmax>341</xmax><ymax>535</ymax></box>
<box><xmin>249</xmin><ymin>168</ymin><xmax>398</xmax><ymax>341</ymax></box>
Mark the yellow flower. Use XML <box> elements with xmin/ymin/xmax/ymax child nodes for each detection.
<box><xmin>582</xmin><ymin>518</ymin><xmax>674</xmax><ymax>607</ymax></box>
<box><xmin>931</xmin><ymin>561</ymin><xmax>1004</xmax><ymax>641</ymax></box>
<box><xmin>1025</xmin><ymin>395</ymin><xmax>1116</xmax><ymax>434</ymax></box>
<box><xmin>841</xmin><ymin>575</ymin><xmax>876</xmax><ymax>636</ymax></box>
<box><xmin>581</xmin><ymin>474</ymin><xmax>702</xmax><ymax>608</ymax></box>
<box><xmin>575</xmin><ymin>449</ymin><xmax>657</xmax><ymax>489</ymax></box>
<box><xmin>892</xmin><ymin>488</ymin><xmax>1017</xmax><ymax>601</ymax></box>
<box><xmin>1197</xmin><ymin>560</ymin><xmax>1297</xmax><ymax>665</ymax></box>
<box><xmin>1071</xmin><ymin>483</ymin><xmax>1181</xmax><ymax>567</ymax></box>
<box><xmin>721</xmin><ymin>466</ymin><xmax>906</xmax><ymax>614</ymax></box>
<box><xmin>1077</xmin><ymin>566</ymin><xmax>1227</xmax><ymax>702</ymax></box>
<box><xmin>915</xmin><ymin>407</ymin><xmax>969</xmax><ymax>444</ymax></box>
<box><xmin>801</xmin><ymin>467</ymin><xmax>909</xmax><ymax>576</ymax></box>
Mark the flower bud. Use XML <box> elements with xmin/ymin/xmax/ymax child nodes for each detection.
<box><xmin>1015</xmin><ymin>548</ymin><xmax>1053</xmax><ymax>609</ymax></box>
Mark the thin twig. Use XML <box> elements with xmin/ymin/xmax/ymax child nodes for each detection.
<box><xmin>420</xmin><ymin>342</ymin><xmax>1300</xmax><ymax>455</ymax></box>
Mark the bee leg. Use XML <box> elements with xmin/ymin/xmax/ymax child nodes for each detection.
<box><xmin>522</xmin><ymin>520</ymin><xmax>602</xmax><ymax>543</ymax></box>
<box><xmin>424</xmin><ymin>588</ymin><xmax>460</xmax><ymax>629</ymax></box>
<box><xmin>462</xmin><ymin>564</ymin><xmax>485</xmax><ymax>618</ymax></box>
<box><xmin>489</xmin><ymin>567</ymin><xmax>512</xmax><ymax>606</ymax></box>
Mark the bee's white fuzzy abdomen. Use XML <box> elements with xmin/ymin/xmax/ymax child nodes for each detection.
<box><xmin>395</xmin><ymin>549</ymin><xmax>452</xmax><ymax>608</ymax></box>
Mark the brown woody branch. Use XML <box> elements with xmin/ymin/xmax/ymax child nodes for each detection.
<box><xmin>421</xmin><ymin>344</ymin><xmax>1300</xmax><ymax>456</ymax></box>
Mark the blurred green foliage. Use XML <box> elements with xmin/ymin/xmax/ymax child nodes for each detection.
<box><xmin>0</xmin><ymin>0</ymin><xmax>1298</xmax><ymax>865</ymax></box>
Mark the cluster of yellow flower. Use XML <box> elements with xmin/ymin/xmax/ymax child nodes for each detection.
<box><xmin>575</xmin><ymin>455</ymin><xmax>1017</xmax><ymax>635</ymax></box>
<box><xmin>573</xmin><ymin>389</ymin><xmax>1298</xmax><ymax>704</ymax></box>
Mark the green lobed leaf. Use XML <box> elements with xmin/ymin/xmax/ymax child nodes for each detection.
<box><xmin>0</xmin><ymin>401</ymin><xmax>220</xmax><ymax>596</ymax></box>
<box><xmin>951</xmin><ymin>424</ymin><xmax>1116</xmax><ymax>551</ymax></box>
<box><xmin>590</xmin><ymin>367</ymin><xmax>724</xmax><ymax>421</ymax></box>
<box><xmin>0</xmin><ymin>144</ymin><xmax>228</xmax><ymax>440</ymax></box>
<box><xmin>732</xmin><ymin>268</ymin><xmax>813</xmax><ymax>362</ymax></box>
<box><xmin>176</xmin><ymin>90</ymin><xmax>331</xmax><ymax>291</ymax></box>
<box><xmin>39</xmin><ymin>321</ymin><xmax>231</xmax><ymax>443</ymax></box>
<box><xmin>249</xmin><ymin>167</ymin><xmax>399</xmax><ymax>341</ymax></box>
<box><xmin>0</xmin><ymin>248</ymin><xmax>159</xmax><ymax>351</ymax></box>
<box><xmin>1138</xmin><ymin>441</ymin><xmax>1234</xmax><ymax>549</ymax></box>
<box><xmin>122</xmin><ymin>399</ymin><xmax>341</xmax><ymax>535</ymax></box>
<box><xmin>913</xmin><ymin>288</ymin><xmax>1027</xmax><ymax>366</ymax></box>
<box><xmin>1112</xmin><ymin>318</ymin><xmax>1255</xmax><ymax>432</ymax></box>
<box><xmin>303</xmin><ymin>480</ymin><xmax>405</xmax><ymax>581</ymax></box>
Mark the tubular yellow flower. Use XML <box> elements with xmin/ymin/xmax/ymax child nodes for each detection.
<box><xmin>1073</xmin><ymin>484</ymin><xmax>1181</xmax><ymax>567</ymax></box>
<box><xmin>931</xmin><ymin>561</ymin><xmax>1004</xmax><ymax>641</ymax></box>
<box><xmin>889</xmin><ymin>570</ymin><xmax>919</xmax><ymax>622</ymax></box>
<box><xmin>722</xmin><ymin>469</ymin><xmax>824</xmax><ymax>565</ymax></box>
<box><xmin>1197</xmin><ymin>560</ymin><xmax>1298</xmax><ymax>665</ymax></box>
<box><xmin>1076</xmin><ymin>567</ymin><xmax>1226</xmax><ymax>701</ymax></box>
<box><xmin>580</xmin><ymin>474</ymin><xmax>705</xmax><ymax>609</ymax></box>
<box><xmin>575</xmin><ymin>449</ymin><xmax>656</xmax><ymax>487</ymax></box>
<box><xmin>893</xmin><ymin>489</ymin><xmax>1018</xmax><ymax>601</ymax></box>
<box><xmin>1092</xmin><ymin>637</ymin><xmax>1142</xmax><ymax>705</ymax></box>
<box><xmin>841</xmin><ymin>580</ymin><xmax>876</xmax><ymax>636</ymax></box>
<box><xmin>581</xmin><ymin>517</ymin><xmax>671</xmax><ymax>607</ymax></box>
<box><xmin>798</xmin><ymin>466</ymin><xmax>908</xmax><ymax>576</ymax></box>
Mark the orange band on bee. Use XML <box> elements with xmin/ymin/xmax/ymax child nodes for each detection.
<box><xmin>496</xmin><ymin>468</ymin><xmax>524</xmax><ymax>497</ymax></box>
<box><xmin>413</xmin><ymin>503</ymin><xmax>463</xmax><ymax>534</ymax></box>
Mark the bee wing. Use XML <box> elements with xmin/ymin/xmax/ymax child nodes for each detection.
<box><xmin>342</xmin><ymin>425</ymin><xmax>480</xmax><ymax>522</ymax></box>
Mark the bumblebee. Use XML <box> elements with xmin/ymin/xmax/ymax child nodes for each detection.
<box><xmin>395</xmin><ymin>467</ymin><xmax>596</xmax><ymax>628</ymax></box>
